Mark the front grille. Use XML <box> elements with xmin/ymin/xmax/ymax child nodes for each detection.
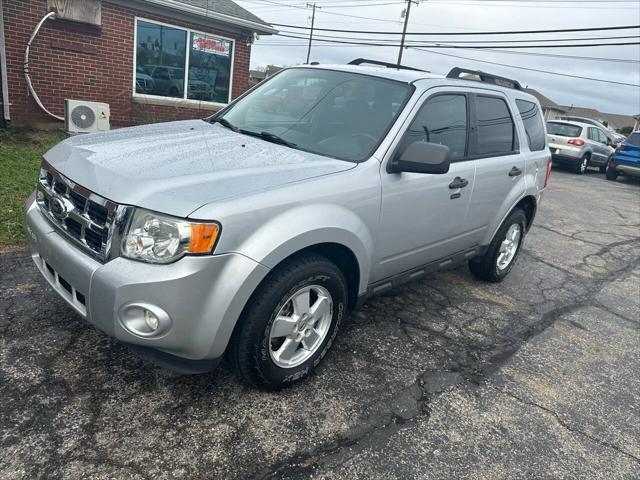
<box><xmin>37</xmin><ymin>162</ymin><xmax>119</xmax><ymax>262</ymax></box>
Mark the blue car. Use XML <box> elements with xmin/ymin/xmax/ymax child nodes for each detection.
<box><xmin>606</xmin><ymin>131</ymin><xmax>640</xmax><ymax>181</ymax></box>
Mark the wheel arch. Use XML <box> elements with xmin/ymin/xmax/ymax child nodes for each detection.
<box><xmin>483</xmin><ymin>194</ymin><xmax>538</xmax><ymax>246</ymax></box>
<box><xmin>515</xmin><ymin>195</ymin><xmax>537</xmax><ymax>233</ymax></box>
<box><xmin>273</xmin><ymin>242</ymin><xmax>362</xmax><ymax>310</ymax></box>
<box><xmin>232</xmin><ymin>204</ymin><xmax>373</xmax><ymax>300</ymax></box>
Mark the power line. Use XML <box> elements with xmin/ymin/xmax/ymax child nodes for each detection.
<box><xmin>410</xmin><ymin>47</ymin><xmax>640</xmax><ymax>87</ymax></box>
<box><xmin>269</xmin><ymin>23</ymin><xmax>640</xmax><ymax>36</ymax></box>
<box><xmin>428</xmin><ymin>0</ymin><xmax>638</xmax><ymax>8</ymax></box>
<box><xmin>256</xmin><ymin>39</ymin><xmax>640</xmax><ymax>63</ymax></box>
<box><xmin>278</xmin><ymin>29</ymin><xmax>640</xmax><ymax>44</ymax></box>
<box><xmin>275</xmin><ymin>32</ymin><xmax>640</xmax><ymax>48</ymax></box>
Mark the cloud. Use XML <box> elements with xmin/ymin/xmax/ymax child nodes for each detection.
<box><xmin>239</xmin><ymin>0</ymin><xmax>640</xmax><ymax>115</ymax></box>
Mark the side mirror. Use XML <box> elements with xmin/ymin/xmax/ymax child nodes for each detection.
<box><xmin>388</xmin><ymin>141</ymin><xmax>451</xmax><ymax>174</ymax></box>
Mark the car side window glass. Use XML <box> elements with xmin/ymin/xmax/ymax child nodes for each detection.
<box><xmin>399</xmin><ymin>94</ymin><xmax>468</xmax><ymax>161</ymax></box>
<box><xmin>588</xmin><ymin>128</ymin><xmax>596</xmax><ymax>141</ymax></box>
<box><xmin>599</xmin><ymin>130</ymin><xmax>608</xmax><ymax>144</ymax></box>
<box><xmin>515</xmin><ymin>99</ymin><xmax>545</xmax><ymax>151</ymax></box>
<box><xmin>475</xmin><ymin>96</ymin><xmax>517</xmax><ymax>156</ymax></box>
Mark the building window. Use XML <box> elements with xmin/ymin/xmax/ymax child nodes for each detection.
<box><xmin>135</xmin><ymin>19</ymin><xmax>234</xmax><ymax>104</ymax></box>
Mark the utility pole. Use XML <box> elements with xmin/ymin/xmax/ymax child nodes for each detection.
<box><xmin>306</xmin><ymin>3</ymin><xmax>320</xmax><ymax>64</ymax></box>
<box><xmin>397</xmin><ymin>0</ymin><xmax>419</xmax><ymax>67</ymax></box>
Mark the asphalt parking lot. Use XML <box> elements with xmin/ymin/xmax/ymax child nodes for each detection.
<box><xmin>1</xmin><ymin>167</ymin><xmax>639</xmax><ymax>480</ymax></box>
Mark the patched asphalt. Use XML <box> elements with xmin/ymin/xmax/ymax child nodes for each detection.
<box><xmin>1</xmin><ymin>168</ymin><xmax>639</xmax><ymax>479</ymax></box>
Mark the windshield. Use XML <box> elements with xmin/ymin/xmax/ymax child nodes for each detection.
<box><xmin>216</xmin><ymin>68</ymin><xmax>412</xmax><ymax>161</ymax></box>
<box><xmin>547</xmin><ymin>122</ymin><xmax>582</xmax><ymax>137</ymax></box>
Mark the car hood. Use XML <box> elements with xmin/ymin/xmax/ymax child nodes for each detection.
<box><xmin>44</xmin><ymin>120</ymin><xmax>356</xmax><ymax>217</ymax></box>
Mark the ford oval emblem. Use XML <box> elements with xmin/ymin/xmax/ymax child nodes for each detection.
<box><xmin>50</xmin><ymin>196</ymin><xmax>67</xmax><ymax>220</ymax></box>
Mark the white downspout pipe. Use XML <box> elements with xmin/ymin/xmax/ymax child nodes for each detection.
<box><xmin>0</xmin><ymin>0</ymin><xmax>11</xmax><ymax>122</ymax></box>
<box><xmin>24</xmin><ymin>11</ymin><xmax>64</xmax><ymax>121</ymax></box>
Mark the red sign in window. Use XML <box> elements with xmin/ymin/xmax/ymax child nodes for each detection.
<box><xmin>192</xmin><ymin>34</ymin><xmax>230</xmax><ymax>57</ymax></box>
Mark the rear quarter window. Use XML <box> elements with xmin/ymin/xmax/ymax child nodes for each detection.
<box><xmin>516</xmin><ymin>100</ymin><xmax>546</xmax><ymax>151</ymax></box>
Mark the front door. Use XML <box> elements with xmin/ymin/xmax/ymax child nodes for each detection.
<box><xmin>374</xmin><ymin>90</ymin><xmax>478</xmax><ymax>282</ymax></box>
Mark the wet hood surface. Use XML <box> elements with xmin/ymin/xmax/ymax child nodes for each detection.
<box><xmin>44</xmin><ymin>120</ymin><xmax>356</xmax><ymax>217</ymax></box>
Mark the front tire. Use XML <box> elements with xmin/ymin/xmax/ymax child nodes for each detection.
<box><xmin>469</xmin><ymin>209</ymin><xmax>527</xmax><ymax>283</ymax></box>
<box><xmin>228</xmin><ymin>254</ymin><xmax>347</xmax><ymax>390</ymax></box>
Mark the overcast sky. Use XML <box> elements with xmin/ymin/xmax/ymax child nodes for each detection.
<box><xmin>236</xmin><ymin>0</ymin><xmax>640</xmax><ymax>116</ymax></box>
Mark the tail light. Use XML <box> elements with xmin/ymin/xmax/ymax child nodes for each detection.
<box><xmin>544</xmin><ymin>156</ymin><xmax>552</xmax><ymax>188</ymax></box>
<box><xmin>568</xmin><ymin>138</ymin><xmax>585</xmax><ymax>146</ymax></box>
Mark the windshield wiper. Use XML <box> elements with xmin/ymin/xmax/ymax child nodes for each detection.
<box><xmin>240</xmin><ymin>130</ymin><xmax>298</xmax><ymax>149</ymax></box>
<box><xmin>212</xmin><ymin>117</ymin><xmax>238</xmax><ymax>132</ymax></box>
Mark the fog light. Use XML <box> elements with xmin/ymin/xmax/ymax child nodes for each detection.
<box><xmin>118</xmin><ymin>303</ymin><xmax>171</xmax><ymax>337</ymax></box>
<box><xmin>144</xmin><ymin>310</ymin><xmax>159</xmax><ymax>331</ymax></box>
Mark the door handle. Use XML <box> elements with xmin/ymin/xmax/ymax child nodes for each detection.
<box><xmin>449</xmin><ymin>177</ymin><xmax>469</xmax><ymax>189</ymax></box>
<box><xmin>509</xmin><ymin>166</ymin><xmax>522</xmax><ymax>177</ymax></box>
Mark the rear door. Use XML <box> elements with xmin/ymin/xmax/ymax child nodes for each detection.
<box><xmin>464</xmin><ymin>92</ymin><xmax>526</xmax><ymax>244</ymax></box>
<box><xmin>596</xmin><ymin>129</ymin><xmax>614</xmax><ymax>164</ymax></box>
<box><xmin>374</xmin><ymin>89</ymin><xmax>477</xmax><ymax>281</ymax></box>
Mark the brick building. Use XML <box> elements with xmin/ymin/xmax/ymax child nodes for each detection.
<box><xmin>0</xmin><ymin>0</ymin><xmax>274</xmax><ymax>128</ymax></box>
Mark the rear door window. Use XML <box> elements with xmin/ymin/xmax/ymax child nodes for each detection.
<box><xmin>597</xmin><ymin>129</ymin><xmax>608</xmax><ymax>144</ymax></box>
<box><xmin>547</xmin><ymin>122</ymin><xmax>582</xmax><ymax>137</ymax></box>
<box><xmin>475</xmin><ymin>95</ymin><xmax>517</xmax><ymax>156</ymax></box>
<box><xmin>515</xmin><ymin>99</ymin><xmax>546</xmax><ymax>151</ymax></box>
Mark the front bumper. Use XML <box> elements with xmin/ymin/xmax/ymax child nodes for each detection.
<box><xmin>26</xmin><ymin>199</ymin><xmax>270</xmax><ymax>365</ymax></box>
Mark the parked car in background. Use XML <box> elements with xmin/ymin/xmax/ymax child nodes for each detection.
<box><xmin>559</xmin><ymin>115</ymin><xmax>625</xmax><ymax>146</ymax></box>
<box><xmin>144</xmin><ymin>65</ymin><xmax>213</xmax><ymax>100</ymax></box>
<box><xmin>606</xmin><ymin>131</ymin><xmax>640</xmax><ymax>181</ymax></box>
<box><xmin>135</xmin><ymin>68</ymin><xmax>155</xmax><ymax>94</ymax></box>
<box><xmin>547</xmin><ymin>120</ymin><xmax>614</xmax><ymax>174</ymax></box>
<box><xmin>610</xmin><ymin>132</ymin><xmax>627</xmax><ymax>146</ymax></box>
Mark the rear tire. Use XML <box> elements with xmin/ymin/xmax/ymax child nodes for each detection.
<box><xmin>574</xmin><ymin>154</ymin><xmax>589</xmax><ymax>174</ymax></box>
<box><xmin>469</xmin><ymin>209</ymin><xmax>527</xmax><ymax>283</ymax></box>
<box><xmin>606</xmin><ymin>165</ymin><xmax>618</xmax><ymax>181</ymax></box>
<box><xmin>228</xmin><ymin>254</ymin><xmax>347</xmax><ymax>390</ymax></box>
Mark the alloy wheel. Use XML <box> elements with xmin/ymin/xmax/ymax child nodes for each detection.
<box><xmin>497</xmin><ymin>223</ymin><xmax>522</xmax><ymax>271</ymax></box>
<box><xmin>269</xmin><ymin>285</ymin><xmax>333</xmax><ymax>368</ymax></box>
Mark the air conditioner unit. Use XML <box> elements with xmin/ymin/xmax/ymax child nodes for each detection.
<box><xmin>64</xmin><ymin>99</ymin><xmax>110</xmax><ymax>134</ymax></box>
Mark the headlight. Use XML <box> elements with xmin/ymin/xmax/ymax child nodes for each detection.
<box><xmin>121</xmin><ymin>209</ymin><xmax>220</xmax><ymax>264</ymax></box>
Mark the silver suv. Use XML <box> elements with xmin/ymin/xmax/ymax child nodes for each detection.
<box><xmin>547</xmin><ymin>120</ymin><xmax>615</xmax><ymax>174</ymax></box>
<box><xmin>26</xmin><ymin>60</ymin><xmax>550</xmax><ymax>389</ymax></box>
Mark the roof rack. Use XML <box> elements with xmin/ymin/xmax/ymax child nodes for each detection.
<box><xmin>446</xmin><ymin>67</ymin><xmax>522</xmax><ymax>90</ymax></box>
<box><xmin>348</xmin><ymin>58</ymin><xmax>427</xmax><ymax>72</ymax></box>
